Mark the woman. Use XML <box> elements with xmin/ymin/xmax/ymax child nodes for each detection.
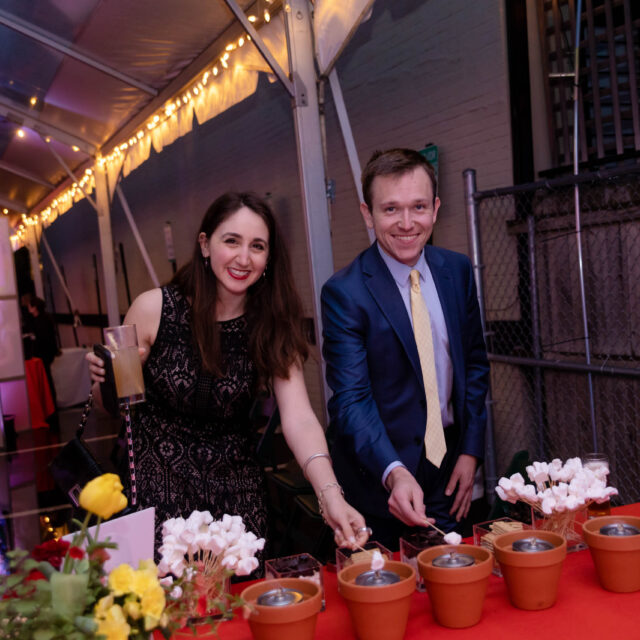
<box><xmin>87</xmin><ymin>192</ymin><xmax>369</xmax><ymax>558</ymax></box>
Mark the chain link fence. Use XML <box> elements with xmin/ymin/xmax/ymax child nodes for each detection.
<box><xmin>465</xmin><ymin>165</ymin><xmax>640</xmax><ymax>506</ymax></box>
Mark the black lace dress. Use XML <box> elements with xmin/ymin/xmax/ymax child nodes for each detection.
<box><xmin>130</xmin><ymin>285</ymin><xmax>267</xmax><ymax>558</ymax></box>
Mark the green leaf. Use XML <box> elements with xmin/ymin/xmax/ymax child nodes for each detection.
<box><xmin>76</xmin><ymin>556</ymin><xmax>90</xmax><ymax>574</ymax></box>
<box><xmin>37</xmin><ymin>560</ymin><xmax>56</xmax><ymax>578</ymax></box>
<box><xmin>5</xmin><ymin>574</ymin><xmax>24</xmax><ymax>588</ymax></box>
<box><xmin>74</xmin><ymin>614</ymin><xmax>98</xmax><ymax>633</ymax></box>
<box><xmin>33</xmin><ymin>629</ymin><xmax>56</xmax><ymax>640</ymax></box>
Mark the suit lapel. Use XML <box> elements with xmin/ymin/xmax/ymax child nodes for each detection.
<box><xmin>362</xmin><ymin>244</ymin><xmax>423</xmax><ymax>383</ymax></box>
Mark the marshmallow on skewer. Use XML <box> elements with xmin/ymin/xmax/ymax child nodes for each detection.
<box><xmin>370</xmin><ymin>549</ymin><xmax>385</xmax><ymax>571</ymax></box>
<box><xmin>443</xmin><ymin>531</ymin><xmax>462</xmax><ymax>545</ymax></box>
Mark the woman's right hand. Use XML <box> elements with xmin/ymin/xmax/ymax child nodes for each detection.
<box><xmin>86</xmin><ymin>351</ymin><xmax>106</xmax><ymax>384</ymax></box>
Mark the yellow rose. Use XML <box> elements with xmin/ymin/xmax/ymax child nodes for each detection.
<box><xmin>131</xmin><ymin>568</ymin><xmax>157</xmax><ymax>598</ymax></box>
<box><xmin>123</xmin><ymin>595</ymin><xmax>142</xmax><ymax>620</ymax></box>
<box><xmin>108</xmin><ymin>564</ymin><xmax>136</xmax><ymax>596</ymax></box>
<box><xmin>79</xmin><ymin>473</ymin><xmax>128</xmax><ymax>519</ymax></box>
<box><xmin>137</xmin><ymin>558</ymin><xmax>157</xmax><ymax>575</ymax></box>
<box><xmin>96</xmin><ymin>604</ymin><xmax>131</xmax><ymax>640</ymax></box>
<box><xmin>140</xmin><ymin>584</ymin><xmax>166</xmax><ymax>629</ymax></box>
<box><xmin>94</xmin><ymin>594</ymin><xmax>114</xmax><ymax>618</ymax></box>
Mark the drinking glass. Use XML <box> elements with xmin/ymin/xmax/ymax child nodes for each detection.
<box><xmin>103</xmin><ymin>324</ymin><xmax>145</xmax><ymax>404</ymax></box>
<box><xmin>582</xmin><ymin>452</ymin><xmax>611</xmax><ymax>518</ymax></box>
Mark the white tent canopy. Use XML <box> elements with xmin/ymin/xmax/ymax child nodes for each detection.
<box><xmin>1</xmin><ymin>0</ymin><xmax>374</xmax><ymax>410</ymax></box>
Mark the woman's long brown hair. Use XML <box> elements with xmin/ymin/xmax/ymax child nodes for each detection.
<box><xmin>172</xmin><ymin>192</ymin><xmax>309</xmax><ymax>387</ymax></box>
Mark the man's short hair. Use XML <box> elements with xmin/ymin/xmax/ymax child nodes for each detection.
<box><xmin>361</xmin><ymin>148</ymin><xmax>437</xmax><ymax>209</ymax></box>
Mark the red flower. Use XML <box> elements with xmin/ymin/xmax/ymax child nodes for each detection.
<box><xmin>89</xmin><ymin>547</ymin><xmax>110</xmax><ymax>564</ymax></box>
<box><xmin>31</xmin><ymin>539</ymin><xmax>70</xmax><ymax>570</ymax></box>
<box><xmin>68</xmin><ymin>546</ymin><xmax>84</xmax><ymax>560</ymax></box>
<box><xmin>25</xmin><ymin>569</ymin><xmax>47</xmax><ymax>582</ymax></box>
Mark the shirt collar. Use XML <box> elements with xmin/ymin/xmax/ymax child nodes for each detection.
<box><xmin>376</xmin><ymin>243</ymin><xmax>428</xmax><ymax>287</ymax></box>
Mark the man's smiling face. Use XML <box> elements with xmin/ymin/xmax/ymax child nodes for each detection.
<box><xmin>360</xmin><ymin>166</ymin><xmax>440</xmax><ymax>266</ymax></box>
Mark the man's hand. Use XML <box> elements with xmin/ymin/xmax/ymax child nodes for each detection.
<box><xmin>446</xmin><ymin>454</ymin><xmax>478</xmax><ymax>521</ymax></box>
<box><xmin>386</xmin><ymin>466</ymin><xmax>434</xmax><ymax>527</ymax></box>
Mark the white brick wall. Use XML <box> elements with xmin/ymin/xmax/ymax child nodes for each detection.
<box><xmin>42</xmin><ymin>0</ymin><xmax>513</xmax><ymax>422</ymax></box>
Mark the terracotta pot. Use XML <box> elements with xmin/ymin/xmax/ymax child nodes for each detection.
<box><xmin>583</xmin><ymin>515</ymin><xmax>640</xmax><ymax>593</ymax></box>
<box><xmin>493</xmin><ymin>530</ymin><xmax>566</xmax><ymax>610</ymax></box>
<box><xmin>240</xmin><ymin>577</ymin><xmax>322</xmax><ymax>640</ymax></box>
<box><xmin>417</xmin><ymin>544</ymin><xmax>493</xmax><ymax>628</ymax></box>
<box><xmin>337</xmin><ymin>560</ymin><xmax>415</xmax><ymax>640</ymax></box>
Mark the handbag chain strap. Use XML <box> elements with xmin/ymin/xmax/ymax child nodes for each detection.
<box><xmin>121</xmin><ymin>400</ymin><xmax>138</xmax><ymax>507</ymax></box>
<box><xmin>76</xmin><ymin>391</ymin><xmax>138</xmax><ymax>508</ymax></box>
<box><xmin>76</xmin><ymin>391</ymin><xmax>94</xmax><ymax>438</ymax></box>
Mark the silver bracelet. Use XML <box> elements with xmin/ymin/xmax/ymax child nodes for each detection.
<box><xmin>302</xmin><ymin>452</ymin><xmax>332</xmax><ymax>479</ymax></box>
<box><xmin>317</xmin><ymin>482</ymin><xmax>344</xmax><ymax>523</ymax></box>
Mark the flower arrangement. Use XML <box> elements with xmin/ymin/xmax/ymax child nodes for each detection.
<box><xmin>157</xmin><ymin>511</ymin><xmax>265</xmax><ymax>627</ymax></box>
<box><xmin>0</xmin><ymin>473</ymin><xmax>170</xmax><ymax>640</ymax></box>
<box><xmin>0</xmin><ymin>474</ymin><xmax>265</xmax><ymax>640</ymax></box>
<box><xmin>495</xmin><ymin>456</ymin><xmax>618</xmax><ymax>540</ymax></box>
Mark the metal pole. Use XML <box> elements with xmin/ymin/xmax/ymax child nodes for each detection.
<box><xmin>94</xmin><ymin>167</ymin><xmax>120</xmax><ymax>327</ymax></box>
<box><xmin>60</xmin><ymin>264</ymin><xmax>79</xmax><ymax>346</ymax></box>
<box><xmin>327</xmin><ymin>69</ymin><xmax>375</xmax><ymax>243</ymax></box>
<box><xmin>115</xmin><ymin>185</ymin><xmax>160</xmax><ymax>288</ymax></box>
<box><xmin>463</xmin><ymin>168</ymin><xmax>497</xmax><ymax>501</ymax></box>
<box><xmin>40</xmin><ymin>230</ymin><xmax>79</xmax><ymax>317</ymax></box>
<box><xmin>26</xmin><ymin>224</ymin><xmax>44</xmax><ymax>298</ymax></box>
<box><xmin>527</xmin><ymin>215</ymin><xmax>545</xmax><ymax>459</ymax></box>
<box><xmin>284</xmin><ymin>0</ymin><xmax>336</xmax><ymax>416</ymax></box>
<box><xmin>119</xmin><ymin>242</ymin><xmax>132</xmax><ymax>307</ymax></box>
<box><xmin>571</xmin><ymin>0</ymin><xmax>598</xmax><ymax>450</ymax></box>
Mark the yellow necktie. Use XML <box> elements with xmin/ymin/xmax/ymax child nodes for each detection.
<box><xmin>410</xmin><ymin>269</ymin><xmax>446</xmax><ymax>468</ymax></box>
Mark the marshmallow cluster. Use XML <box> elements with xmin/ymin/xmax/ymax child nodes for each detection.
<box><xmin>157</xmin><ymin>511</ymin><xmax>265</xmax><ymax>579</ymax></box>
<box><xmin>495</xmin><ymin>457</ymin><xmax>618</xmax><ymax>515</ymax></box>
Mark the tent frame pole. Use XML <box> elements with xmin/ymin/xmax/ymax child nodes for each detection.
<box><xmin>94</xmin><ymin>168</ymin><xmax>120</xmax><ymax>327</ymax></box>
<box><xmin>284</xmin><ymin>0</ymin><xmax>335</xmax><ymax>413</ymax></box>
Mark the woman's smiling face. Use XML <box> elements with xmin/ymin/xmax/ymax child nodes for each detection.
<box><xmin>199</xmin><ymin>205</ymin><xmax>270</xmax><ymax>302</ymax></box>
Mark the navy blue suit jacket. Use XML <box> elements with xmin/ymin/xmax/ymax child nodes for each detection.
<box><xmin>321</xmin><ymin>243</ymin><xmax>489</xmax><ymax>518</ymax></box>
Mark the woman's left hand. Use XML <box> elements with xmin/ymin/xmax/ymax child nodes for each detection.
<box><xmin>320</xmin><ymin>486</ymin><xmax>370</xmax><ymax>549</ymax></box>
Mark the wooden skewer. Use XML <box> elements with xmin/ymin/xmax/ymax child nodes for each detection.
<box><xmin>423</xmin><ymin>518</ymin><xmax>448</xmax><ymax>537</ymax></box>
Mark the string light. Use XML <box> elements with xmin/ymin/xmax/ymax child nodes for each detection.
<box><xmin>24</xmin><ymin>8</ymin><xmax>276</xmax><ymax>231</ymax></box>
<box><xmin>30</xmin><ymin>96</ymin><xmax>37</xmax><ymax>106</ymax></box>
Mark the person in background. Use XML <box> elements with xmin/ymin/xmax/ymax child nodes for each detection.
<box><xmin>26</xmin><ymin>295</ymin><xmax>60</xmax><ymax>407</ymax></box>
<box><xmin>321</xmin><ymin>148</ymin><xmax>489</xmax><ymax>550</ymax></box>
<box><xmin>87</xmin><ymin>191</ymin><xmax>370</xmax><ymax>563</ymax></box>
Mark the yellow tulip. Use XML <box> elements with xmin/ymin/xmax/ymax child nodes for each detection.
<box><xmin>79</xmin><ymin>473</ymin><xmax>128</xmax><ymax>519</ymax></box>
<box><xmin>108</xmin><ymin>564</ymin><xmax>135</xmax><ymax>596</ymax></box>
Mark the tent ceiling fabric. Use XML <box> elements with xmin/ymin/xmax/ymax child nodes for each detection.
<box><xmin>0</xmin><ymin>0</ymin><xmax>256</xmax><ymax>219</ymax></box>
<box><xmin>1</xmin><ymin>0</ymin><xmax>372</xmax><ymax>230</ymax></box>
<box><xmin>313</xmin><ymin>0</ymin><xmax>374</xmax><ymax>75</ymax></box>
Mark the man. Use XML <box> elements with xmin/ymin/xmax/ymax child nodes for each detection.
<box><xmin>321</xmin><ymin>148</ymin><xmax>489</xmax><ymax>549</ymax></box>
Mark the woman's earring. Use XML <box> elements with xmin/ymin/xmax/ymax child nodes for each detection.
<box><xmin>203</xmin><ymin>255</ymin><xmax>210</xmax><ymax>269</ymax></box>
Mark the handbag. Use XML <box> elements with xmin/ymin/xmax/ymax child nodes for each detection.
<box><xmin>49</xmin><ymin>392</ymin><xmax>138</xmax><ymax>510</ymax></box>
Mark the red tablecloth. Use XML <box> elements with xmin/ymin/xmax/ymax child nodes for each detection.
<box><xmin>217</xmin><ymin>503</ymin><xmax>640</xmax><ymax>639</ymax></box>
